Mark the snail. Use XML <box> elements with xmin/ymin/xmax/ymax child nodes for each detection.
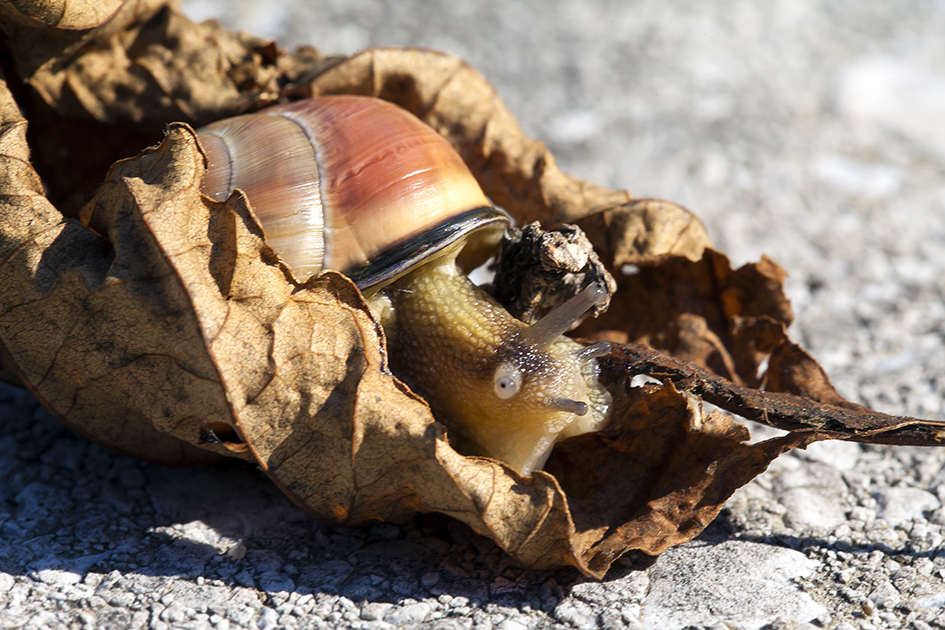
<box><xmin>196</xmin><ymin>95</ymin><xmax>611</xmax><ymax>476</ymax></box>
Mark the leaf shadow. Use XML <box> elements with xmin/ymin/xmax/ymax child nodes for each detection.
<box><xmin>0</xmin><ymin>391</ymin><xmax>609</xmax><ymax>616</ymax></box>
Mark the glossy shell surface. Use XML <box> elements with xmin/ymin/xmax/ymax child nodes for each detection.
<box><xmin>197</xmin><ymin>96</ymin><xmax>507</xmax><ymax>287</ymax></box>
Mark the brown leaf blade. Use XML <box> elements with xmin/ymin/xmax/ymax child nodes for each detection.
<box><xmin>577</xmin><ymin>198</ymin><xmax>712</xmax><ymax>266</ymax></box>
<box><xmin>5</xmin><ymin>30</ymin><xmax>771</xmax><ymax>574</ymax></box>
<box><xmin>576</xmin><ymin>249</ymin><xmax>793</xmax><ymax>387</ymax></box>
<box><xmin>765</xmin><ymin>339</ymin><xmax>859</xmax><ymax>407</ymax></box>
<box><xmin>0</xmin><ymin>72</ymin><xmax>238</xmax><ymax>465</ymax></box>
<box><xmin>547</xmin><ymin>381</ymin><xmax>825</xmax><ymax>575</ymax></box>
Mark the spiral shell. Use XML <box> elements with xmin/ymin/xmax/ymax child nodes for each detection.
<box><xmin>197</xmin><ymin>96</ymin><xmax>508</xmax><ymax>287</ymax></box>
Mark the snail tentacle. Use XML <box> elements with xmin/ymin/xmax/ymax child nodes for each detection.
<box><xmin>519</xmin><ymin>282</ymin><xmax>607</xmax><ymax>351</ymax></box>
<box><xmin>575</xmin><ymin>341</ymin><xmax>612</xmax><ymax>363</ymax></box>
<box><xmin>544</xmin><ymin>397</ymin><xmax>589</xmax><ymax>416</ymax></box>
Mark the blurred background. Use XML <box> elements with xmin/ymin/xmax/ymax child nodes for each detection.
<box><xmin>181</xmin><ymin>0</ymin><xmax>945</xmax><ymax>420</ymax></box>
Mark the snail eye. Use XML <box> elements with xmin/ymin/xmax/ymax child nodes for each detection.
<box><xmin>493</xmin><ymin>362</ymin><xmax>523</xmax><ymax>400</ymax></box>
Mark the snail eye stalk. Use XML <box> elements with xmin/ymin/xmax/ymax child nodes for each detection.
<box><xmin>575</xmin><ymin>341</ymin><xmax>611</xmax><ymax>364</ymax></box>
<box><xmin>520</xmin><ymin>283</ymin><xmax>607</xmax><ymax>351</ymax></box>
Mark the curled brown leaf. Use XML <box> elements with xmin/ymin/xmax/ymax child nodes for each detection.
<box><xmin>577</xmin><ymin>198</ymin><xmax>712</xmax><ymax>266</ymax></box>
<box><xmin>0</xmin><ymin>74</ymin><xmax>238</xmax><ymax>465</ymax></box>
<box><xmin>575</xmin><ymin>248</ymin><xmax>793</xmax><ymax>387</ymax></box>
<box><xmin>1</xmin><ymin>0</ymin><xmax>944</xmax><ymax>580</ymax></box>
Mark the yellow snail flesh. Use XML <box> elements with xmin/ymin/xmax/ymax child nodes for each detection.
<box><xmin>197</xmin><ymin>96</ymin><xmax>611</xmax><ymax>476</ymax></box>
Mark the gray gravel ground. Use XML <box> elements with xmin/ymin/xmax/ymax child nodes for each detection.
<box><xmin>4</xmin><ymin>1</ymin><xmax>945</xmax><ymax>629</ymax></box>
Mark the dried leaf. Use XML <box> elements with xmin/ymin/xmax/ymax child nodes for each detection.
<box><xmin>601</xmin><ymin>342</ymin><xmax>945</xmax><ymax>446</ymax></box>
<box><xmin>0</xmin><ymin>74</ymin><xmax>236</xmax><ymax>465</ymax></box>
<box><xmin>545</xmin><ymin>381</ymin><xmax>825</xmax><ymax>575</ymax></box>
<box><xmin>2</xmin><ymin>0</ymin><xmax>945</xmax><ymax>580</ymax></box>
<box><xmin>0</xmin><ymin>72</ymin><xmax>823</xmax><ymax>576</ymax></box>
<box><xmin>575</xmin><ymin>249</ymin><xmax>792</xmax><ymax>387</ymax></box>
<box><xmin>764</xmin><ymin>339</ymin><xmax>858</xmax><ymax>407</ymax></box>
<box><xmin>576</xmin><ymin>198</ymin><xmax>712</xmax><ymax>266</ymax></box>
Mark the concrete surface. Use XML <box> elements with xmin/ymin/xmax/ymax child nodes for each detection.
<box><xmin>3</xmin><ymin>1</ymin><xmax>945</xmax><ymax>628</ymax></box>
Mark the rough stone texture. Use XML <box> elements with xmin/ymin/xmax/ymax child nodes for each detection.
<box><xmin>3</xmin><ymin>1</ymin><xmax>945</xmax><ymax>629</ymax></box>
<box><xmin>642</xmin><ymin>541</ymin><xmax>826</xmax><ymax>630</ymax></box>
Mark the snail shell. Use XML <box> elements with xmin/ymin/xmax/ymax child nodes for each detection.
<box><xmin>198</xmin><ymin>95</ymin><xmax>508</xmax><ymax>288</ymax></box>
<box><xmin>195</xmin><ymin>96</ymin><xmax>610</xmax><ymax>476</ymax></box>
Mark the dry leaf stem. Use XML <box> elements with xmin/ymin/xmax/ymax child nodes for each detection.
<box><xmin>603</xmin><ymin>343</ymin><xmax>945</xmax><ymax>446</ymax></box>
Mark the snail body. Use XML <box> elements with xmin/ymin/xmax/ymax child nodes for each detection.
<box><xmin>386</xmin><ymin>255</ymin><xmax>610</xmax><ymax>472</ymax></box>
<box><xmin>197</xmin><ymin>95</ymin><xmax>610</xmax><ymax>475</ymax></box>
